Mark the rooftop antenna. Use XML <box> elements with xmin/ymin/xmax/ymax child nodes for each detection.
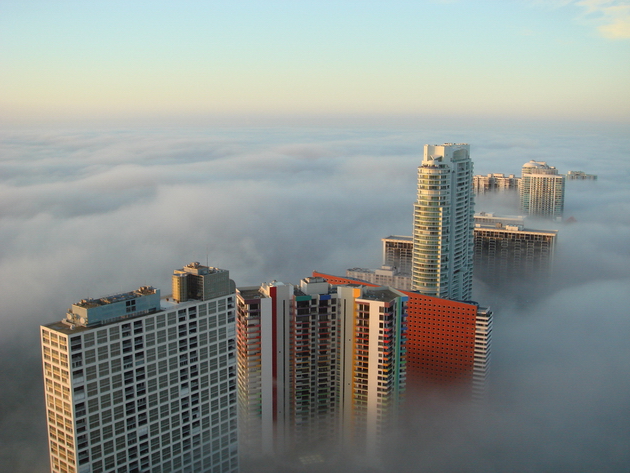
<box><xmin>206</xmin><ymin>244</ymin><xmax>210</xmax><ymax>267</ymax></box>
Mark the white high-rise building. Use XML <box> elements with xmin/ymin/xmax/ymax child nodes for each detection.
<box><xmin>411</xmin><ymin>143</ymin><xmax>474</xmax><ymax>300</ymax></box>
<box><xmin>40</xmin><ymin>264</ymin><xmax>238</xmax><ymax>473</ymax></box>
<box><xmin>519</xmin><ymin>161</ymin><xmax>565</xmax><ymax>220</ymax></box>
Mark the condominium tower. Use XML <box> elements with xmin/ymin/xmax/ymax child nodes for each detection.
<box><xmin>313</xmin><ymin>271</ymin><xmax>491</xmax><ymax>398</ymax></box>
<box><xmin>474</xmin><ymin>220</ymin><xmax>558</xmax><ymax>287</ymax></box>
<box><xmin>473</xmin><ymin>173</ymin><xmax>520</xmax><ymax>194</ymax></box>
<box><xmin>236</xmin><ymin>277</ymin><xmax>407</xmax><ymax>459</ymax></box>
<box><xmin>519</xmin><ymin>161</ymin><xmax>565</xmax><ymax>220</ymax></box>
<box><xmin>412</xmin><ymin>143</ymin><xmax>474</xmax><ymax>300</ymax></box>
<box><xmin>40</xmin><ymin>263</ymin><xmax>238</xmax><ymax>473</ymax></box>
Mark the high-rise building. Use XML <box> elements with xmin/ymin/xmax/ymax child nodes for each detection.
<box><xmin>313</xmin><ymin>271</ymin><xmax>492</xmax><ymax>398</ymax></box>
<box><xmin>411</xmin><ymin>143</ymin><xmax>474</xmax><ymax>300</ymax></box>
<box><xmin>236</xmin><ymin>278</ymin><xmax>340</xmax><ymax>456</ymax></box>
<box><xmin>473</xmin><ymin>220</ymin><xmax>557</xmax><ymax>287</ymax></box>
<box><xmin>382</xmin><ymin>236</ymin><xmax>414</xmax><ymax>274</ymax></box>
<box><xmin>236</xmin><ymin>277</ymin><xmax>407</xmax><ymax>459</ymax></box>
<box><xmin>336</xmin><ymin>285</ymin><xmax>407</xmax><ymax>450</ymax></box>
<box><xmin>519</xmin><ymin>161</ymin><xmax>565</xmax><ymax>220</ymax></box>
<box><xmin>473</xmin><ymin>173</ymin><xmax>520</xmax><ymax>194</ymax></box>
<box><xmin>566</xmin><ymin>170</ymin><xmax>597</xmax><ymax>180</ymax></box>
<box><xmin>40</xmin><ymin>264</ymin><xmax>238</xmax><ymax>473</ymax></box>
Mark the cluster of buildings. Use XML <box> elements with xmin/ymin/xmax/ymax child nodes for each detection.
<box><xmin>474</xmin><ymin>161</ymin><xmax>596</xmax><ymax>221</ymax></box>
<box><xmin>40</xmin><ymin>142</ymin><xmax>581</xmax><ymax>472</ymax></box>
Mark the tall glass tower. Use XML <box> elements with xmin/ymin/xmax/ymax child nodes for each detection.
<box><xmin>411</xmin><ymin>143</ymin><xmax>474</xmax><ymax>300</ymax></box>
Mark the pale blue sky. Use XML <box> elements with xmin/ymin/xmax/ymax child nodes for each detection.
<box><xmin>1</xmin><ymin>0</ymin><xmax>629</xmax><ymax>125</ymax></box>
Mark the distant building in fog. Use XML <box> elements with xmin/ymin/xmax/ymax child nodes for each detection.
<box><xmin>382</xmin><ymin>235</ymin><xmax>413</xmax><ymax>274</ymax></box>
<box><xmin>347</xmin><ymin>236</ymin><xmax>414</xmax><ymax>289</ymax></box>
<box><xmin>566</xmin><ymin>170</ymin><xmax>597</xmax><ymax>180</ymax></box>
<box><xmin>41</xmin><ymin>263</ymin><xmax>238</xmax><ymax>473</ymax></box>
<box><xmin>473</xmin><ymin>219</ymin><xmax>557</xmax><ymax>288</ymax></box>
<box><xmin>346</xmin><ymin>265</ymin><xmax>411</xmax><ymax>290</ymax></box>
<box><xmin>474</xmin><ymin>212</ymin><xmax>525</xmax><ymax>227</ymax></box>
<box><xmin>519</xmin><ymin>160</ymin><xmax>565</xmax><ymax>220</ymax></box>
<box><xmin>473</xmin><ymin>173</ymin><xmax>520</xmax><ymax>194</ymax></box>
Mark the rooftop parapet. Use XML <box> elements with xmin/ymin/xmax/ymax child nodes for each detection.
<box><xmin>66</xmin><ymin>286</ymin><xmax>161</xmax><ymax>327</ymax></box>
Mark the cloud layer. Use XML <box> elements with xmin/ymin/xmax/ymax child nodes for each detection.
<box><xmin>1</xmin><ymin>122</ymin><xmax>628</xmax><ymax>471</ymax></box>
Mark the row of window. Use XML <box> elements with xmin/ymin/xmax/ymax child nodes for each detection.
<box><xmin>67</xmin><ymin>432</ymin><xmax>238</xmax><ymax>473</ymax></box>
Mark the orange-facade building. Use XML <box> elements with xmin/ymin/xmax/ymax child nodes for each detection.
<box><xmin>312</xmin><ymin>271</ymin><xmax>491</xmax><ymax>396</ymax></box>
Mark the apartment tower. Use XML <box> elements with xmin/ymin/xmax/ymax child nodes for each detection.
<box><xmin>473</xmin><ymin>220</ymin><xmax>558</xmax><ymax>287</ymax></box>
<box><xmin>236</xmin><ymin>278</ymin><xmax>340</xmax><ymax>456</ymax></box>
<box><xmin>313</xmin><ymin>271</ymin><xmax>491</xmax><ymax>399</ymax></box>
<box><xmin>411</xmin><ymin>143</ymin><xmax>474</xmax><ymax>300</ymax></box>
<box><xmin>40</xmin><ymin>264</ymin><xmax>238</xmax><ymax>473</ymax></box>
<box><xmin>236</xmin><ymin>277</ymin><xmax>407</xmax><ymax>460</ymax></box>
<box><xmin>519</xmin><ymin>161</ymin><xmax>565</xmax><ymax>220</ymax></box>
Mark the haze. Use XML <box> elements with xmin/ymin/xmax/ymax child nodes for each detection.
<box><xmin>1</xmin><ymin>0</ymin><xmax>629</xmax><ymax>471</ymax></box>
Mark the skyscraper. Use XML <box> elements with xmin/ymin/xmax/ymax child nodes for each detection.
<box><xmin>411</xmin><ymin>143</ymin><xmax>474</xmax><ymax>300</ymax></box>
<box><xmin>40</xmin><ymin>264</ymin><xmax>238</xmax><ymax>473</ymax></box>
<box><xmin>519</xmin><ymin>160</ymin><xmax>565</xmax><ymax>220</ymax></box>
<box><xmin>236</xmin><ymin>278</ymin><xmax>340</xmax><ymax>456</ymax></box>
<box><xmin>382</xmin><ymin>235</ymin><xmax>414</xmax><ymax>274</ymax></box>
<box><xmin>236</xmin><ymin>277</ymin><xmax>407</xmax><ymax>459</ymax></box>
<box><xmin>313</xmin><ymin>271</ymin><xmax>491</xmax><ymax>398</ymax></box>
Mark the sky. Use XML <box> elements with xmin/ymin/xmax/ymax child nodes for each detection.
<box><xmin>1</xmin><ymin>0</ymin><xmax>630</xmax><ymax>126</ymax></box>
<box><xmin>1</xmin><ymin>0</ymin><xmax>630</xmax><ymax>471</ymax></box>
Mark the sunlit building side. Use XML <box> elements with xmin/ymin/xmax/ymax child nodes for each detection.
<box><xmin>236</xmin><ymin>278</ymin><xmax>341</xmax><ymax>457</ymax></box>
<box><xmin>40</xmin><ymin>263</ymin><xmax>238</xmax><ymax>473</ymax></box>
<box><xmin>412</xmin><ymin>143</ymin><xmax>474</xmax><ymax>300</ymax></box>
<box><xmin>236</xmin><ymin>278</ymin><xmax>408</xmax><ymax>462</ymax></box>
<box><xmin>473</xmin><ymin>173</ymin><xmax>520</xmax><ymax>194</ymax></box>
<box><xmin>520</xmin><ymin>160</ymin><xmax>565</xmax><ymax>220</ymax></box>
<box><xmin>336</xmin><ymin>285</ymin><xmax>408</xmax><ymax>453</ymax></box>
<box><xmin>313</xmin><ymin>271</ymin><xmax>491</xmax><ymax>398</ymax></box>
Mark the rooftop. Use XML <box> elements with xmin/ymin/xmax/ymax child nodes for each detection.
<box><xmin>473</xmin><ymin>224</ymin><xmax>558</xmax><ymax>236</ymax></box>
<box><xmin>382</xmin><ymin>235</ymin><xmax>413</xmax><ymax>242</ymax></box>
<box><xmin>73</xmin><ymin>286</ymin><xmax>158</xmax><ymax>309</ymax></box>
<box><xmin>360</xmin><ymin>287</ymin><xmax>403</xmax><ymax>303</ymax></box>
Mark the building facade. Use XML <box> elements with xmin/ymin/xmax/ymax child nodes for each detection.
<box><xmin>473</xmin><ymin>173</ymin><xmax>520</xmax><ymax>194</ymax></box>
<box><xmin>519</xmin><ymin>161</ymin><xmax>565</xmax><ymax>220</ymax></box>
<box><xmin>382</xmin><ymin>236</ymin><xmax>414</xmax><ymax>274</ymax></box>
<box><xmin>41</xmin><ymin>264</ymin><xmax>238</xmax><ymax>473</ymax></box>
<box><xmin>336</xmin><ymin>285</ymin><xmax>407</xmax><ymax>450</ymax></box>
<box><xmin>346</xmin><ymin>266</ymin><xmax>412</xmax><ymax>291</ymax></box>
<box><xmin>313</xmin><ymin>272</ymin><xmax>492</xmax><ymax>398</ymax></box>
<box><xmin>411</xmin><ymin>143</ymin><xmax>475</xmax><ymax>300</ymax></box>
<box><xmin>566</xmin><ymin>170</ymin><xmax>597</xmax><ymax>180</ymax></box>
<box><xmin>236</xmin><ymin>278</ymin><xmax>341</xmax><ymax>457</ymax></box>
<box><xmin>474</xmin><ymin>212</ymin><xmax>525</xmax><ymax>227</ymax></box>
<box><xmin>236</xmin><ymin>277</ymin><xmax>408</xmax><ymax>460</ymax></box>
<box><xmin>473</xmin><ymin>222</ymin><xmax>558</xmax><ymax>287</ymax></box>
